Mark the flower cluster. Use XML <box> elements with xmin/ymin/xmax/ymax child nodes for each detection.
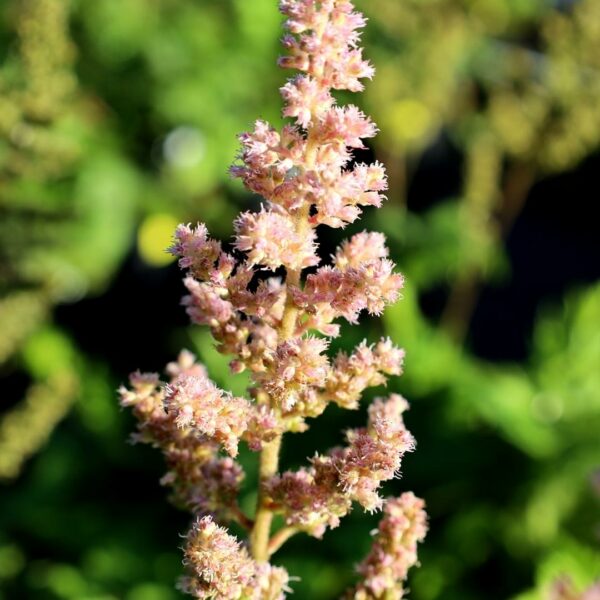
<box><xmin>291</xmin><ymin>235</ymin><xmax>404</xmax><ymax>334</ymax></box>
<box><xmin>348</xmin><ymin>492</ymin><xmax>428</xmax><ymax>599</ymax></box>
<box><xmin>232</xmin><ymin>0</ymin><xmax>386</xmax><ymax>232</ymax></box>
<box><xmin>179</xmin><ymin>516</ymin><xmax>290</xmax><ymax>600</ymax></box>
<box><xmin>266</xmin><ymin>394</ymin><xmax>415</xmax><ymax>537</ymax></box>
<box><xmin>119</xmin><ymin>353</ymin><xmax>246</xmax><ymax>518</ymax></box>
<box><xmin>549</xmin><ymin>578</ymin><xmax>600</xmax><ymax>600</ymax></box>
<box><xmin>326</xmin><ymin>338</ymin><xmax>405</xmax><ymax>409</ymax></box>
<box><xmin>121</xmin><ymin>0</ymin><xmax>427</xmax><ymax>597</ymax></box>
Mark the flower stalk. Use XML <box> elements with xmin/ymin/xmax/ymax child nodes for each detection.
<box><xmin>251</xmin><ymin>434</ymin><xmax>283</xmax><ymax>562</ymax></box>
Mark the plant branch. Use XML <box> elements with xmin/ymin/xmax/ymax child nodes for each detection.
<box><xmin>249</xmin><ymin>433</ymin><xmax>283</xmax><ymax>561</ymax></box>
<box><xmin>230</xmin><ymin>504</ymin><xmax>254</xmax><ymax>531</ymax></box>
<box><xmin>268</xmin><ymin>526</ymin><xmax>299</xmax><ymax>557</ymax></box>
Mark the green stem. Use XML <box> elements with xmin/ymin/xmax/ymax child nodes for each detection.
<box><xmin>249</xmin><ymin>434</ymin><xmax>283</xmax><ymax>561</ymax></box>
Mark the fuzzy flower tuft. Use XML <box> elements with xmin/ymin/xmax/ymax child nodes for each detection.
<box><xmin>334</xmin><ymin>231</ymin><xmax>389</xmax><ymax>270</ymax></box>
<box><xmin>549</xmin><ymin>578</ymin><xmax>600</xmax><ymax>600</ymax></box>
<box><xmin>280</xmin><ymin>75</ymin><xmax>335</xmax><ymax>128</ymax></box>
<box><xmin>337</xmin><ymin>394</ymin><xmax>415</xmax><ymax>511</ymax></box>
<box><xmin>119</xmin><ymin>356</ymin><xmax>246</xmax><ymax>517</ymax></box>
<box><xmin>168</xmin><ymin>223</ymin><xmax>225</xmax><ymax>279</ymax></box>
<box><xmin>326</xmin><ymin>339</ymin><xmax>405</xmax><ymax>409</ymax></box>
<box><xmin>179</xmin><ymin>516</ymin><xmax>256</xmax><ymax>599</ymax></box>
<box><xmin>279</xmin><ymin>0</ymin><xmax>374</xmax><ymax>93</ymax></box>
<box><xmin>234</xmin><ymin>208</ymin><xmax>318</xmax><ymax>271</ymax></box>
<box><xmin>179</xmin><ymin>517</ymin><xmax>291</xmax><ymax>600</ymax></box>
<box><xmin>265</xmin><ymin>462</ymin><xmax>352</xmax><ymax>538</ymax></box>
<box><xmin>165</xmin><ymin>373</ymin><xmax>251</xmax><ymax>457</ymax></box>
<box><xmin>316</xmin><ymin>106</ymin><xmax>378</xmax><ymax>149</ymax></box>
<box><xmin>267</xmin><ymin>395</ymin><xmax>414</xmax><ymax>536</ymax></box>
<box><xmin>348</xmin><ymin>492</ymin><xmax>428</xmax><ymax>599</ymax></box>
<box><xmin>259</xmin><ymin>336</ymin><xmax>330</xmax><ymax>412</ymax></box>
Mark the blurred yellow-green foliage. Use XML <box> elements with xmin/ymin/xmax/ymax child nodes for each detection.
<box><xmin>1</xmin><ymin>0</ymin><xmax>599</xmax><ymax>598</ymax></box>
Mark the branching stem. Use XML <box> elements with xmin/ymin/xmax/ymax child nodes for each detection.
<box><xmin>231</xmin><ymin>504</ymin><xmax>254</xmax><ymax>531</ymax></box>
<box><xmin>268</xmin><ymin>526</ymin><xmax>299</xmax><ymax>557</ymax></box>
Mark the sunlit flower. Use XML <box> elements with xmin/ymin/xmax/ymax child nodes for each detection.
<box><xmin>122</xmin><ymin>1</ymin><xmax>425</xmax><ymax>597</ymax></box>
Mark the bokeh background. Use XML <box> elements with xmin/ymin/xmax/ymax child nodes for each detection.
<box><xmin>1</xmin><ymin>0</ymin><xmax>599</xmax><ymax>598</ymax></box>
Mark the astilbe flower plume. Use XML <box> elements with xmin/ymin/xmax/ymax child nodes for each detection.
<box><xmin>120</xmin><ymin>0</ymin><xmax>427</xmax><ymax>597</ymax></box>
